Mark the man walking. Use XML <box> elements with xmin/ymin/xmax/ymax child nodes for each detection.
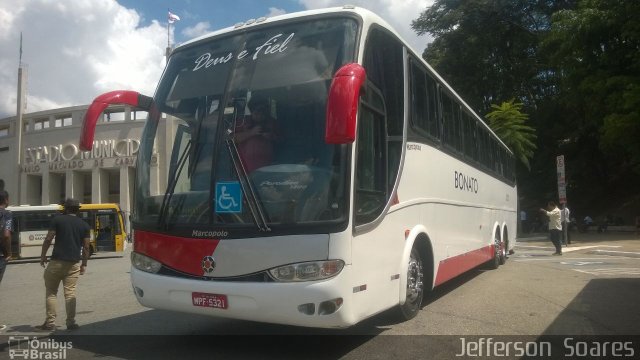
<box><xmin>36</xmin><ymin>198</ymin><xmax>90</xmax><ymax>331</ymax></box>
<box><xmin>540</xmin><ymin>201</ymin><xmax>563</xmax><ymax>255</ymax></box>
<box><xmin>0</xmin><ymin>190</ymin><xmax>13</xmax><ymax>331</ymax></box>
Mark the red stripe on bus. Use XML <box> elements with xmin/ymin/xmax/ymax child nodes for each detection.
<box><xmin>134</xmin><ymin>230</ymin><xmax>220</xmax><ymax>276</ymax></box>
<box><xmin>434</xmin><ymin>245</ymin><xmax>494</xmax><ymax>286</ymax></box>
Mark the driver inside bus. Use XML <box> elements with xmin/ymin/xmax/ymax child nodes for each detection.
<box><xmin>234</xmin><ymin>95</ymin><xmax>279</xmax><ymax>172</ymax></box>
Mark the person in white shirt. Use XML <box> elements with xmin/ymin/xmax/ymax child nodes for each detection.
<box><xmin>540</xmin><ymin>201</ymin><xmax>562</xmax><ymax>255</ymax></box>
<box><xmin>560</xmin><ymin>204</ymin><xmax>571</xmax><ymax>245</ymax></box>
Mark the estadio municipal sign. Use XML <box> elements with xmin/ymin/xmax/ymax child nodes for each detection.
<box><xmin>21</xmin><ymin>139</ymin><xmax>156</xmax><ymax>173</ymax></box>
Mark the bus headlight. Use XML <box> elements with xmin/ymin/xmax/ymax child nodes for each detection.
<box><xmin>131</xmin><ymin>252</ymin><xmax>162</xmax><ymax>274</ymax></box>
<box><xmin>268</xmin><ymin>260</ymin><xmax>344</xmax><ymax>282</ymax></box>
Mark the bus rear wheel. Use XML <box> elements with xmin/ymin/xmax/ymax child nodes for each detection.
<box><xmin>398</xmin><ymin>246</ymin><xmax>424</xmax><ymax>320</ymax></box>
<box><xmin>499</xmin><ymin>239</ymin><xmax>508</xmax><ymax>265</ymax></box>
<box><xmin>487</xmin><ymin>234</ymin><xmax>503</xmax><ymax>269</ymax></box>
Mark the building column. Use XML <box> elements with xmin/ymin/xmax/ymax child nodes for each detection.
<box><xmin>48</xmin><ymin>173</ymin><xmax>63</xmax><ymax>204</ymax></box>
<box><xmin>100</xmin><ymin>169</ymin><xmax>109</xmax><ymax>203</ymax></box>
<box><xmin>19</xmin><ymin>172</ymin><xmax>28</xmax><ymax>205</ymax></box>
<box><xmin>25</xmin><ymin>174</ymin><xmax>42</xmax><ymax>205</ymax></box>
<box><xmin>119</xmin><ymin>165</ymin><xmax>131</xmax><ymax>214</ymax></box>
<box><xmin>92</xmin><ymin>167</ymin><xmax>101</xmax><ymax>203</ymax></box>
<box><xmin>41</xmin><ymin>167</ymin><xmax>51</xmax><ymax>204</ymax></box>
<box><xmin>66</xmin><ymin>170</ymin><xmax>74</xmax><ymax>200</ymax></box>
<box><xmin>67</xmin><ymin>170</ymin><xmax>85</xmax><ymax>201</ymax></box>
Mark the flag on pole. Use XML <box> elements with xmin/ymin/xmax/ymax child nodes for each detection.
<box><xmin>168</xmin><ymin>11</ymin><xmax>181</xmax><ymax>24</ymax></box>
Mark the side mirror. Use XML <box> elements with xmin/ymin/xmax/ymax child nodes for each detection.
<box><xmin>325</xmin><ymin>63</ymin><xmax>366</xmax><ymax>144</ymax></box>
<box><xmin>80</xmin><ymin>90</ymin><xmax>153</xmax><ymax>151</ymax></box>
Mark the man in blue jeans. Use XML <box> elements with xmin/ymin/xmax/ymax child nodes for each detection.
<box><xmin>0</xmin><ymin>190</ymin><xmax>14</xmax><ymax>331</ymax></box>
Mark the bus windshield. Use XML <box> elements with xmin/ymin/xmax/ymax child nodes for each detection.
<box><xmin>135</xmin><ymin>17</ymin><xmax>358</xmax><ymax>233</ymax></box>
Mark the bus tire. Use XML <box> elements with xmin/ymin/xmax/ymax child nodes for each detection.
<box><xmin>398</xmin><ymin>246</ymin><xmax>424</xmax><ymax>320</ymax></box>
<box><xmin>499</xmin><ymin>239</ymin><xmax>508</xmax><ymax>265</ymax></box>
<box><xmin>487</xmin><ymin>233</ymin><xmax>502</xmax><ymax>270</ymax></box>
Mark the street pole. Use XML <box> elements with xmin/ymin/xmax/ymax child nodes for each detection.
<box><xmin>15</xmin><ymin>33</ymin><xmax>27</xmax><ymax>204</ymax></box>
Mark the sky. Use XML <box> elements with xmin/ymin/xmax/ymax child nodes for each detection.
<box><xmin>0</xmin><ymin>0</ymin><xmax>433</xmax><ymax>119</ymax></box>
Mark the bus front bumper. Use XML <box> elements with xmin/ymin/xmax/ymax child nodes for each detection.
<box><xmin>130</xmin><ymin>266</ymin><xmax>356</xmax><ymax>328</ymax></box>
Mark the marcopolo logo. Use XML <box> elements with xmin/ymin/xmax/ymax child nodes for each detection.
<box><xmin>8</xmin><ymin>336</ymin><xmax>72</xmax><ymax>360</ymax></box>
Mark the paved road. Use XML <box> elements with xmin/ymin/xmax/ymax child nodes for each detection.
<box><xmin>1</xmin><ymin>232</ymin><xmax>639</xmax><ymax>359</ymax></box>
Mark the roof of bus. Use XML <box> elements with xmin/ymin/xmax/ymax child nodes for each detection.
<box><xmin>177</xmin><ymin>6</ymin><xmax>397</xmax><ymax>51</ymax></box>
<box><xmin>6</xmin><ymin>203</ymin><xmax>121</xmax><ymax>211</ymax></box>
<box><xmin>7</xmin><ymin>204</ymin><xmax>60</xmax><ymax>212</ymax></box>
<box><xmin>78</xmin><ymin>203</ymin><xmax>121</xmax><ymax>210</ymax></box>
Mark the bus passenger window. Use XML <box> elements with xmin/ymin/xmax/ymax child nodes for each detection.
<box><xmin>355</xmin><ymin>106</ymin><xmax>386</xmax><ymax>225</ymax></box>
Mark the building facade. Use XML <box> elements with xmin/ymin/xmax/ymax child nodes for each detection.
<box><xmin>0</xmin><ymin>104</ymin><xmax>170</xmax><ymax>220</ymax></box>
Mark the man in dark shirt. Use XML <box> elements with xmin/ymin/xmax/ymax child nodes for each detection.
<box><xmin>36</xmin><ymin>198</ymin><xmax>91</xmax><ymax>331</ymax></box>
<box><xmin>0</xmin><ymin>190</ymin><xmax>13</xmax><ymax>332</ymax></box>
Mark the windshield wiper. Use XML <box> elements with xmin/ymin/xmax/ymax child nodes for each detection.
<box><xmin>187</xmin><ymin>99</ymin><xmax>208</xmax><ymax>177</ymax></box>
<box><xmin>224</xmin><ymin>130</ymin><xmax>271</xmax><ymax>232</ymax></box>
<box><xmin>158</xmin><ymin>139</ymin><xmax>192</xmax><ymax>228</ymax></box>
<box><xmin>223</xmin><ymin>98</ymin><xmax>270</xmax><ymax>232</ymax></box>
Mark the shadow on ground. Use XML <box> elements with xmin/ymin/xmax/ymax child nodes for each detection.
<box><xmin>542</xmin><ymin>278</ymin><xmax>640</xmax><ymax>335</ymax></box>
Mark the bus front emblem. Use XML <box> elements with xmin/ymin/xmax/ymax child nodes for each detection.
<box><xmin>201</xmin><ymin>256</ymin><xmax>216</xmax><ymax>274</ymax></box>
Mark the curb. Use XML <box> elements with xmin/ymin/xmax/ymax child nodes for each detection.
<box><xmin>516</xmin><ymin>236</ymin><xmax>548</xmax><ymax>242</ymax></box>
<box><xmin>587</xmin><ymin>250</ymin><xmax>640</xmax><ymax>258</ymax></box>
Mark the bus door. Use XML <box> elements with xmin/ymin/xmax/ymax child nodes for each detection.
<box><xmin>95</xmin><ymin>212</ymin><xmax>116</xmax><ymax>251</ymax></box>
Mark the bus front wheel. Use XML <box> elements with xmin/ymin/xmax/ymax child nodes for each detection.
<box><xmin>398</xmin><ymin>246</ymin><xmax>424</xmax><ymax>320</ymax></box>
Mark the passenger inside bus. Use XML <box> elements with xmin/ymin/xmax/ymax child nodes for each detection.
<box><xmin>235</xmin><ymin>95</ymin><xmax>279</xmax><ymax>172</ymax></box>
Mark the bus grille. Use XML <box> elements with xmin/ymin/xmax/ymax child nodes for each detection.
<box><xmin>158</xmin><ymin>265</ymin><xmax>274</xmax><ymax>282</ymax></box>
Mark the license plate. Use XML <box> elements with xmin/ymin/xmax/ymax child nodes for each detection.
<box><xmin>192</xmin><ymin>292</ymin><xmax>228</xmax><ymax>309</ymax></box>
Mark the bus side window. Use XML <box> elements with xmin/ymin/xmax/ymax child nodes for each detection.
<box><xmin>355</xmin><ymin>83</ymin><xmax>388</xmax><ymax>226</ymax></box>
<box><xmin>356</xmin><ymin>26</ymin><xmax>404</xmax><ymax>227</ymax></box>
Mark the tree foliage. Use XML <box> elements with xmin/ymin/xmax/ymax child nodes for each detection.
<box><xmin>486</xmin><ymin>100</ymin><xmax>537</xmax><ymax>170</ymax></box>
<box><xmin>544</xmin><ymin>0</ymin><xmax>640</xmax><ymax>173</ymax></box>
<box><xmin>412</xmin><ymin>0</ymin><xmax>573</xmax><ymax>113</ymax></box>
<box><xmin>412</xmin><ymin>0</ymin><xmax>640</xmax><ymax>217</ymax></box>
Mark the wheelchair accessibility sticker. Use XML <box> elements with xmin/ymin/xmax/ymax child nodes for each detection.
<box><xmin>215</xmin><ymin>181</ymin><xmax>242</xmax><ymax>213</ymax></box>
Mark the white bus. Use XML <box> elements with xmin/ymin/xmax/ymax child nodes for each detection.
<box><xmin>7</xmin><ymin>205</ymin><xmax>60</xmax><ymax>258</ymax></box>
<box><xmin>80</xmin><ymin>6</ymin><xmax>516</xmax><ymax>328</ymax></box>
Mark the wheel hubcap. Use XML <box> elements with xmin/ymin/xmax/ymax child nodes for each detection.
<box><xmin>406</xmin><ymin>253</ymin><xmax>423</xmax><ymax>303</ymax></box>
<box><xmin>495</xmin><ymin>237</ymin><xmax>504</xmax><ymax>259</ymax></box>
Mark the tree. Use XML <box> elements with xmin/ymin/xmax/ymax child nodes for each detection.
<box><xmin>543</xmin><ymin>0</ymin><xmax>640</xmax><ymax>174</ymax></box>
<box><xmin>411</xmin><ymin>0</ymin><xmax>640</xmax><ymax>218</ymax></box>
<box><xmin>486</xmin><ymin>100</ymin><xmax>537</xmax><ymax>170</ymax></box>
<box><xmin>412</xmin><ymin>0</ymin><xmax>574</xmax><ymax>113</ymax></box>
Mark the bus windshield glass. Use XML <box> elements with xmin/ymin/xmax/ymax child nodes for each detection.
<box><xmin>135</xmin><ymin>17</ymin><xmax>358</xmax><ymax>232</ymax></box>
